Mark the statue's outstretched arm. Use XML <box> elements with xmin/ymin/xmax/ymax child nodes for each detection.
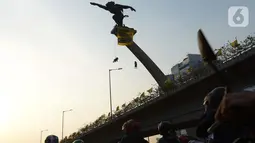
<box><xmin>116</xmin><ymin>4</ymin><xmax>136</xmax><ymax>12</ymax></box>
<box><xmin>90</xmin><ymin>2</ymin><xmax>108</xmax><ymax>10</ymax></box>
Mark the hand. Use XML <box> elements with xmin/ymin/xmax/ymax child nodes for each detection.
<box><xmin>90</xmin><ymin>2</ymin><xmax>97</xmax><ymax>5</ymax></box>
<box><xmin>130</xmin><ymin>7</ymin><xmax>136</xmax><ymax>12</ymax></box>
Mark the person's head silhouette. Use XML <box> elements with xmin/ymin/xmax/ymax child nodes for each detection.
<box><xmin>106</xmin><ymin>1</ymin><xmax>115</xmax><ymax>8</ymax></box>
<box><xmin>45</xmin><ymin>135</ymin><xmax>59</xmax><ymax>143</ymax></box>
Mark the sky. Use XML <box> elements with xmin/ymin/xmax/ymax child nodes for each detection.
<box><xmin>0</xmin><ymin>0</ymin><xmax>254</xmax><ymax>143</ymax></box>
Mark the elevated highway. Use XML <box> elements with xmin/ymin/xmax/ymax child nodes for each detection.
<box><xmin>79</xmin><ymin>48</ymin><xmax>255</xmax><ymax>143</ymax></box>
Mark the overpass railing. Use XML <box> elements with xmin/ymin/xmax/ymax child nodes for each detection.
<box><xmin>105</xmin><ymin>46</ymin><xmax>255</xmax><ymax>122</ymax></box>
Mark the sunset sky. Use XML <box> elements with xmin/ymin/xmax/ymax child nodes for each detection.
<box><xmin>0</xmin><ymin>0</ymin><xmax>254</xmax><ymax>142</ymax></box>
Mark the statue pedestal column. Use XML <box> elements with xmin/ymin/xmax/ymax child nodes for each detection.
<box><xmin>111</xmin><ymin>26</ymin><xmax>137</xmax><ymax>46</ymax></box>
<box><xmin>111</xmin><ymin>26</ymin><xmax>167</xmax><ymax>91</ymax></box>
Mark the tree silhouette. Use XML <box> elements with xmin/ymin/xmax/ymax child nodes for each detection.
<box><xmin>121</xmin><ymin>103</ymin><xmax>126</xmax><ymax>108</ymax></box>
<box><xmin>215</xmin><ymin>35</ymin><xmax>255</xmax><ymax>61</ymax></box>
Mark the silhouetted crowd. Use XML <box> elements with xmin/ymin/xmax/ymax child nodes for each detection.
<box><xmin>44</xmin><ymin>86</ymin><xmax>255</xmax><ymax>143</ymax></box>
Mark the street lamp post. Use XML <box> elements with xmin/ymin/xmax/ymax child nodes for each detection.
<box><xmin>61</xmin><ymin>109</ymin><xmax>73</xmax><ymax>140</ymax></box>
<box><xmin>109</xmin><ymin>68</ymin><xmax>122</xmax><ymax>119</ymax></box>
<box><xmin>40</xmin><ymin>129</ymin><xmax>48</xmax><ymax>143</ymax></box>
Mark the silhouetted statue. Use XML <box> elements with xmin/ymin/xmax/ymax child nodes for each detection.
<box><xmin>90</xmin><ymin>1</ymin><xmax>136</xmax><ymax>26</ymax></box>
<box><xmin>113</xmin><ymin>57</ymin><xmax>119</xmax><ymax>63</ymax></box>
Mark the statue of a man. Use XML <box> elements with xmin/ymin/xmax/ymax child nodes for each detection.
<box><xmin>90</xmin><ymin>1</ymin><xmax>136</xmax><ymax>27</ymax></box>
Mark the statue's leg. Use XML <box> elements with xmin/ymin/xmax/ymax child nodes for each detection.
<box><xmin>113</xmin><ymin>14</ymin><xmax>124</xmax><ymax>26</ymax></box>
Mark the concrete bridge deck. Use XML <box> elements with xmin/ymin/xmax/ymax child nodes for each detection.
<box><xmin>79</xmin><ymin>48</ymin><xmax>255</xmax><ymax>143</ymax></box>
